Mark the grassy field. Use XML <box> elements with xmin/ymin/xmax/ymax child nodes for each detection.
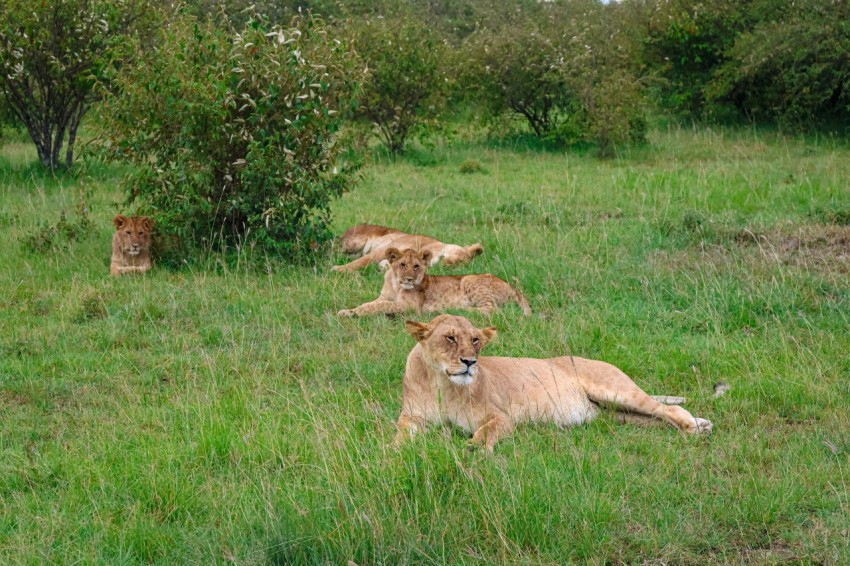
<box><xmin>1</xmin><ymin>126</ymin><xmax>849</xmax><ymax>564</ymax></box>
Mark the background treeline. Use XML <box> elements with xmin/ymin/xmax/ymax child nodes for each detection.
<box><xmin>2</xmin><ymin>0</ymin><xmax>848</xmax><ymax>260</ymax></box>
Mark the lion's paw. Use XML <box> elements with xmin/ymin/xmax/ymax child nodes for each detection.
<box><xmin>686</xmin><ymin>417</ymin><xmax>713</xmax><ymax>435</ymax></box>
<box><xmin>337</xmin><ymin>309</ymin><xmax>355</xmax><ymax>317</ymax></box>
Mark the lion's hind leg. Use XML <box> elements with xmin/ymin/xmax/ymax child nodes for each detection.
<box><xmin>576</xmin><ymin>363</ymin><xmax>713</xmax><ymax>435</ymax></box>
<box><xmin>331</xmin><ymin>253</ymin><xmax>376</xmax><ymax>272</ymax></box>
<box><xmin>442</xmin><ymin>243</ymin><xmax>483</xmax><ymax>266</ymax></box>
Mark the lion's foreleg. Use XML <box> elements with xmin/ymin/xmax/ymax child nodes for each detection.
<box><xmin>469</xmin><ymin>415</ymin><xmax>513</xmax><ymax>451</ymax></box>
<box><xmin>331</xmin><ymin>253</ymin><xmax>376</xmax><ymax>272</ymax></box>
<box><xmin>339</xmin><ymin>299</ymin><xmax>409</xmax><ymax>317</ymax></box>
<box><xmin>394</xmin><ymin>414</ymin><xmax>428</xmax><ymax>447</ymax></box>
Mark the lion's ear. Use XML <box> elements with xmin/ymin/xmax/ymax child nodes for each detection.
<box><xmin>141</xmin><ymin>217</ymin><xmax>154</xmax><ymax>231</ymax></box>
<box><xmin>113</xmin><ymin>214</ymin><xmax>128</xmax><ymax>230</ymax></box>
<box><xmin>480</xmin><ymin>327</ymin><xmax>498</xmax><ymax>347</ymax></box>
<box><xmin>385</xmin><ymin>247</ymin><xmax>402</xmax><ymax>263</ymax></box>
<box><xmin>405</xmin><ymin>320</ymin><xmax>432</xmax><ymax>342</ymax></box>
<box><xmin>419</xmin><ymin>249</ymin><xmax>433</xmax><ymax>264</ymax></box>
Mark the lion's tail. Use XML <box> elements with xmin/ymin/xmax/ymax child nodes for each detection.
<box><xmin>511</xmin><ymin>277</ymin><xmax>532</xmax><ymax>316</ymax></box>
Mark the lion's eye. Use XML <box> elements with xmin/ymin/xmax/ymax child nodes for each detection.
<box><xmin>400</xmin><ymin>262</ymin><xmax>406</xmax><ymax>268</ymax></box>
<box><xmin>126</xmin><ymin>230</ymin><xmax>131</xmax><ymax>235</ymax></box>
<box><xmin>446</xmin><ymin>335</ymin><xmax>456</xmax><ymax>344</ymax></box>
<box><xmin>414</xmin><ymin>264</ymin><xmax>419</xmax><ymax>270</ymax></box>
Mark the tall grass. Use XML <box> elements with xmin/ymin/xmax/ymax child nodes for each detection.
<box><xmin>1</xmin><ymin>126</ymin><xmax>848</xmax><ymax>563</ymax></box>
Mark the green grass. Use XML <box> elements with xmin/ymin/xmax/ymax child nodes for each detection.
<box><xmin>2</xmin><ymin>125</ymin><xmax>849</xmax><ymax>564</ymax></box>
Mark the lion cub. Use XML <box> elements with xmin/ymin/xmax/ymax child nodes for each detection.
<box><xmin>337</xmin><ymin>248</ymin><xmax>531</xmax><ymax>317</ymax></box>
<box><xmin>394</xmin><ymin>315</ymin><xmax>713</xmax><ymax>451</ymax></box>
<box><xmin>110</xmin><ymin>214</ymin><xmax>153</xmax><ymax>276</ymax></box>
<box><xmin>332</xmin><ymin>224</ymin><xmax>483</xmax><ymax>272</ymax></box>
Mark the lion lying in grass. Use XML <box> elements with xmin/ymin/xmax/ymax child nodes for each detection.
<box><xmin>110</xmin><ymin>214</ymin><xmax>153</xmax><ymax>276</ymax></box>
<box><xmin>337</xmin><ymin>248</ymin><xmax>531</xmax><ymax>317</ymax></box>
<box><xmin>394</xmin><ymin>314</ymin><xmax>712</xmax><ymax>451</ymax></box>
<box><xmin>332</xmin><ymin>224</ymin><xmax>483</xmax><ymax>272</ymax></box>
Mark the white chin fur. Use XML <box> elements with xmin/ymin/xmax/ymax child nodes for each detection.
<box><xmin>400</xmin><ymin>283</ymin><xmax>415</xmax><ymax>290</ymax></box>
<box><xmin>128</xmin><ymin>250</ymin><xmax>140</xmax><ymax>256</ymax></box>
<box><xmin>448</xmin><ymin>372</ymin><xmax>474</xmax><ymax>386</ymax></box>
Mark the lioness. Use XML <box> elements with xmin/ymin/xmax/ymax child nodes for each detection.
<box><xmin>394</xmin><ymin>314</ymin><xmax>712</xmax><ymax>451</ymax></box>
<box><xmin>337</xmin><ymin>248</ymin><xmax>531</xmax><ymax>317</ymax></box>
<box><xmin>110</xmin><ymin>214</ymin><xmax>153</xmax><ymax>276</ymax></box>
<box><xmin>332</xmin><ymin>224</ymin><xmax>483</xmax><ymax>272</ymax></box>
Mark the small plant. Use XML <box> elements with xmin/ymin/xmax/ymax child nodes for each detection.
<box><xmin>458</xmin><ymin>159</ymin><xmax>482</xmax><ymax>174</ymax></box>
<box><xmin>22</xmin><ymin>193</ymin><xmax>92</xmax><ymax>253</ymax></box>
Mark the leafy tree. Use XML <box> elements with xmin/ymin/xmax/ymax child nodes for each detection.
<box><xmin>461</xmin><ymin>1</ymin><xmax>647</xmax><ymax>155</ymax></box>
<box><xmin>94</xmin><ymin>12</ymin><xmax>365</xmax><ymax>261</ymax></box>
<box><xmin>0</xmin><ymin>0</ymin><xmax>152</xmax><ymax>168</ymax></box>
<box><xmin>342</xmin><ymin>12</ymin><xmax>449</xmax><ymax>154</ymax></box>
<box><xmin>642</xmin><ymin>0</ymin><xmax>750</xmax><ymax>119</ymax></box>
<box><xmin>710</xmin><ymin>0</ymin><xmax>850</xmax><ymax>131</ymax></box>
<box><xmin>561</xmin><ymin>2</ymin><xmax>649</xmax><ymax>156</ymax></box>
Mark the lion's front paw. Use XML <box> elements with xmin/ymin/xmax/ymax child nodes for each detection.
<box><xmin>330</xmin><ymin>265</ymin><xmax>346</xmax><ymax>273</ymax></box>
<box><xmin>685</xmin><ymin>417</ymin><xmax>713</xmax><ymax>435</ymax></box>
<box><xmin>337</xmin><ymin>309</ymin><xmax>355</xmax><ymax>317</ymax></box>
<box><xmin>466</xmin><ymin>436</ymin><xmax>495</xmax><ymax>453</ymax></box>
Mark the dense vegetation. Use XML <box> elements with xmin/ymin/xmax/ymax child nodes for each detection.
<box><xmin>3</xmin><ymin>0</ymin><xmax>849</xmax><ymax>256</ymax></box>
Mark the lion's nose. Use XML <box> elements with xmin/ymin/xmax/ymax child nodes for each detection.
<box><xmin>460</xmin><ymin>357</ymin><xmax>477</xmax><ymax>368</ymax></box>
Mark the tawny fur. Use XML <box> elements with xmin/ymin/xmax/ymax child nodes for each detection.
<box><xmin>110</xmin><ymin>215</ymin><xmax>153</xmax><ymax>276</ymax></box>
<box><xmin>332</xmin><ymin>224</ymin><xmax>483</xmax><ymax>272</ymax></box>
<box><xmin>337</xmin><ymin>248</ymin><xmax>531</xmax><ymax>317</ymax></box>
<box><xmin>394</xmin><ymin>315</ymin><xmax>713</xmax><ymax>451</ymax></box>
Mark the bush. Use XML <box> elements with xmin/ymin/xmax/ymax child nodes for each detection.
<box><xmin>461</xmin><ymin>1</ymin><xmax>647</xmax><ymax>155</ymax></box>
<box><xmin>642</xmin><ymin>0</ymin><xmax>748</xmax><ymax>120</ymax></box>
<box><xmin>709</xmin><ymin>0</ymin><xmax>850</xmax><ymax>131</ymax></box>
<box><xmin>342</xmin><ymin>12</ymin><xmax>449</xmax><ymax>154</ymax></box>
<box><xmin>94</xmin><ymin>12</ymin><xmax>365</xmax><ymax>262</ymax></box>
<box><xmin>462</xmin><ymin>17</ymin><xmax>578</xmax><ymax>140</ymax></box>
<box><xmin>22</xmin><ymin>192</ymin><xmax>92</xmax><ymax>253</ymax></box>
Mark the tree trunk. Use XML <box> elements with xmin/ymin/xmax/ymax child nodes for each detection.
<box><xmin>65</xmin><ymin>104</ymin><xmax>86</xmax><ymax>169</ymax></box>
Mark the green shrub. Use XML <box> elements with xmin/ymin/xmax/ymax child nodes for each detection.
<box><xmin>461</xmin><ymin>2</ymin><xmax>647</xmax><ymax>156</ymax></box>
<box><xmin>642</xmin><ymin>0</ymin><xmax>748</xmax><ymax>119</ymax></box>
<box><xmin>342</xmin><ymin>12</ymin><xmax>449</xmax><ymax>154</ymax></box>
<box><xmin>94</xmin><ymin>11</ymin><xmax>365</xmax><ymax>262</ymax></box>
<box><xmin>458</xmin><ymin>159</ymin><xmax>482</xmax><ymax>174</ymax></box>
<box><xmin>22</xmin><ymin>193</ymin><xmax>92</xmax><ymax>253</ymax></box>
<box><xmin>462</xmin><ymin>17</ymin><xmax>577</xmax><ymax>140</ymax></box>
<box><xmin>709</xmin><ymin>0</ymin><xmax>850</xmax><ymax>131</ymax></box>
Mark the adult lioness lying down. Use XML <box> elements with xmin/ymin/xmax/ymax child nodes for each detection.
<box><xmin>337</xmin><ymin>248</ymin><xmax>531</xmax><ymax>317</ymax></box>
<box><xmin>394</xmin><ymin>315</ymin><xmax>712</xmax><ymax>451</ymax></box>
<box><xmin>332</xmin><ymin>224</ymin><xmax>483</xmax><ymax>272</ymax></box>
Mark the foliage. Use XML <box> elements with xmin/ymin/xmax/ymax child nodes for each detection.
<box><xmin>179</xmin><ymin>0</ymin><xmax>342</xmax><ymax>26</ymax></box>
<box><xmin>0</xmin><ymin>0</ymin><xmax>153</xmax><ymax>169</ymax></box>
<box><xmin>709</xmin><ymin>0</ymin><xmax>850</xmax><ymax>131</ymax></box>
<box><xmin>461</xmin><ymin>1</ymin><xmax>647</xmax><ymax>155</ymax></box>
<box><xmin>642</xmin><ymin>0</ymin><xmax>749</xmax><ymax>119</ymax></box>
<box><xmin>341</xmin><ymin>12</ymin><xmax>449</xmax><ymax>154</ymax></box>
<box><xmin>561</xmin><ymin>2</ymin><xmax>648</xmax><ymax>157</ymax></box>
<box><xmin>94</xmin><ymin>11</ymin><xmax>365</xmax><ymax>262</ymax></box>
<box><xmin>462</xmin><ymin>15</ymin><xmax>578</xmax><ymax>140</ymax></box>
<box><xmin>21</xmin><ymin>192</ymin><xmax>92</xmax><ymax>253</ymax></box>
